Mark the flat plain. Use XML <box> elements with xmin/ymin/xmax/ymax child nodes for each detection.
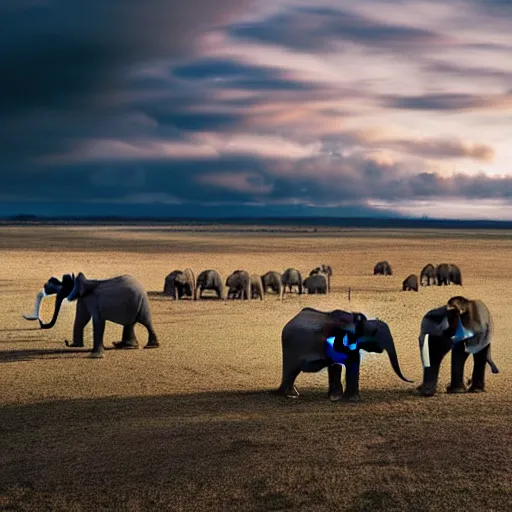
<box><xmin>0</xmin><ymin>225</ymin><xmax>510</xmax><ymax>511</ymax></box>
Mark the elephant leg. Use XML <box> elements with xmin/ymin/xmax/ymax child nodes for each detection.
<box><xmin>328</xmin><ymin>364</ymin><xmax>343</xmax><ymax>401</ymax></box>
<box><xmin>468</xmin><ymin>344</ymin><xmax>489</xmax><ymax>393</ymax></box>
<box><xmin>343</xmin><ymin>352</ymin><xmax>361</xmax><ymax>402</ymax></box>
<box><xmin>447</xmin><ymin>342</ymin><xmax>470</xmax><ymax>393</ymax></box>
<box><xmin>113</xmin><ymin>324</ymin><xmax>139</xmax><ymax>349</ymax></box>
<box><xmin>65</xmin><ymin>300</ymin><xmax>91</xmax><ymax>348</ymax></box>
<box><xmin>89</xmin><ymin>317</ymin><xmax>106</xmax><ymax>358</ymax></box>
<box><xmin>276</xmin><ymin>364</ymin><xmax>301</xmax><ymax>398</ymax></box>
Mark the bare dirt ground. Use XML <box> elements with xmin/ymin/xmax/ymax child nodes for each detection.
<box><xmin>0</xmin><ymin>226</ymin><xmax>510</xmax><ymax>511</ymax></box>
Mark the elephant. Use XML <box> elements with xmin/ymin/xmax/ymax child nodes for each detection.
<box><xmin>309</xmin><ymin>264</ymin><xmax>333</xmax><ymax>292</ymax></box>
<box><xmin>163</xmin><ymin>268</ymin><xmax>196</xmax><ymax>300</ymax></box>
<box><xmin>373</xmin><ymin>261</ymin><xmax>392</xmax><ymax>276</ymax></box>
<box><xmin>402</xmin><ymin>274</ymin><xmax>418</xmax><ymax>292</ymax></box>
<box><xmin>448</xmin><ymin>263</ymin><xmax>463</xmax><ymax>286</ymax></box>
<box><xmin>435</xmin><ymin>263</ymin><xmax>451</xmax><ymax>286</ymax></box>
<box><xmin>196</xmin><ymin>269</ymin><xmax>224</xmax><ymax>299</ymax></box>
<box><xmin>277</xmin><ymin>307</ymin><xmax>413</xmax><ymax>402</ymax></box>
<box><xmin>261</xmin><ymin>271</ymin><xmax>283</xmax><ymax>299</ymax></box>
<box><xmin>250</xmin><ymin>274</ymin><xmax>264</xmax><ymax>300</ymax></box>
<box><xmin>23</xmin><ymin>272</ymin><xmax>159</xmax><ymax>358</ymax></box>
<box><xmin>304</xmin><ymin>273</ymin><xmax>328</xmax><ymax>294</ymax></box>
<box><xmin>417</xmin><ymin>296</ymin><xmax>499</xmax><ymax>397</ymax></box>
<box><xmin>281</xmin><ymin>268</ymin><xmax>303</xmax><ymax>296</ymax></box>
<box><xmin>226</xmin><ymin>270</ymin><xmax>251</xmax><ymax>300</ymax></box>
<box><xmin>420</xmin><ymin>264</ymin><xmax>436</xmax><ymax>286</ymax></box>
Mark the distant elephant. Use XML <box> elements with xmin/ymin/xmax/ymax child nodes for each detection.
<box><xmin>226</xmin><ymin>270</ymin><xmax>251</xmax><ymax>300</ymax></box>
<box><xmin>281</xmin><ymin>268</ymin><xmax>303</xmax><ymax>295</ymax></box>
<box><xmin>420</xmin><ymin>264</ymin><xmax>436</xmax><ymax>286</ymax></box>
<box><xmin>402</xmin><ymin>274</ymin><xmax>418</xmax><ymax>292</ymax></box>
<box><xmin>23</xmin><ymin>273</ymin><xmax>159</xmax><ymax>358</ymax></box>
<box><xmin>304</xmin><ymin>274</ymin><xmax>328</xmax><ymax>294</ymax></box>
<box><xmin>163</xmin><ymin>268</ymin><xmax>196</xmax><ymax>300</ymax></box>
<box><xmin>261</xmin><ymin>271</ymin><xmax>283</xmax><ymax>299</ymax></box>
<box><xmin>373</xmin><ymin>261</ymin><xmax>392</xmax><ymax>276</ymax></box>
<box><xmin>435</xmin><ymin>263</ymin><xmax>451</xmax><ymax>286</ymax></box>
<box><xmin>277</xmin><ymin>308</ymin><xmax>413</xmax><ymax>401</ymax></box>
<box><xmin>250</xmin><ymin>274</ymin><xmax>264</xmax><ymax>300</ymax></box>
<box><xmin>448</xmin><ymin>263</ymin><xmax>463</xmax><ymax>285</ymax></box>
<box><xmin>309</xmin><ymin>264</ymin><xmax>333</xmax><ymax>292</ymax></box>
<box><xmin>417</xmin><ymin>296</ymin><xmax>499</xmax><ymax>397</ymax></box>
<box><xmin>196</xmin><ymin>269</ymin><xmax>224</xmax><ymax>299</ymax></box>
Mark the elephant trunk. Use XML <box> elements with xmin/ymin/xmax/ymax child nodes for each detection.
<box><xmin>39</xmin><ymin>292</ymin><xmax>66</xmax><ymax>329</ymax></box>
<box><xmin>376</xmin><ymin>325</ymin><xmax>414</xmax><ymax>383</ymax></box>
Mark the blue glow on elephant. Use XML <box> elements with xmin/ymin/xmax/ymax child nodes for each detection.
<box><xmin>325</xmin><ymin>334</ymin><xmax>358</xmax><ymax>365</ymax></box>
<box><xmin>452</xmin><ymin>318</ymin><xmax>475</xmax><ymax>343</ymax></box>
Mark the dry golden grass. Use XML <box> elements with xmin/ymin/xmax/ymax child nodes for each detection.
<box><xmin>0</xmin><ymin>225</ymin><xmax>511</xmax><ymax>511</ymax></box>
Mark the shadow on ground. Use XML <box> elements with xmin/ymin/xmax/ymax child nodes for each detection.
<box><xmin>0</xmin><ymin>389</ymin><xmax>510</xmax><ymax>512</ymax></box>
<box><xmin>0</xmin><ymin>347</ymin><xmax>117</xmax><ymax>362</ymax></box>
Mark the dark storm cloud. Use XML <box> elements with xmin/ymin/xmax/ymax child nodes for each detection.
<box><xmin>173</xmin><ymin>58</ymin><xmax>318</xmax><ymax>91</ymax></box>
<box><xmin>0</xmin><ymin>0</ymin><xmax>256</xmax><ymax>113</ymax></box>
<box><xmin>0</xmin><ymin>0</ymin><xmax>258</xmax><ymax>163</ymax></box>
<box><xmin>382</xmin><ymin>93</ymin><xmax>482</xmax><ymax>111</ymax></box>
<box><xmin>426</xmin><ymin>61</ymin><xmax>511</xmax><ymax>83</ymax></box>
<box><xmin>228</xmin><ymin>6</ymin><xmax>445</xmax><ymax>53</ymax></box>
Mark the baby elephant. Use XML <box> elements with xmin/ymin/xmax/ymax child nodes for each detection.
<box><xmin>402</xmin><ymin>274</ymin><xmax>418</xmax><ymax>292</ymax></box>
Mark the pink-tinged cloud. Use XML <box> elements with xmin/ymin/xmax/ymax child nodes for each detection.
<box><xmin>195</xmin><ymin>172</ymin><xmax>273</xmax><ymax>194</ymax></box>
<box><xmin>43</xmin><ymin>133</ymin><xmax>322</xmax><ymax>164</ymax></box>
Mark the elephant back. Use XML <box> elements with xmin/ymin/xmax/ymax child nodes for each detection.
<box><xmin>94</xmin><ymin>275</ymin><xmax>146</xmax><ymax>325</ymax></box>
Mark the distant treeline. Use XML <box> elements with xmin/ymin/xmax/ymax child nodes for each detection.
<box><xmin>2</xmin><ymin>214</ymin><xmax>512</xmax><ymax>230</ymax></box>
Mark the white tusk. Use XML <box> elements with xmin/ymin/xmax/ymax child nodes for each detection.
<box><xmin>22</xmin><ymin>289</ymin><xmax>46</xmax><ymax>321</ymax></box>
<box><xmin>421</xmin><ymin>333</ymin><xmax>431</xmax><ymax>368</ymax></box>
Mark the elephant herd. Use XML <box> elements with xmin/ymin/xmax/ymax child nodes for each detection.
<box><xmin>402</xmin><ymin>263</ymin><xmax>463</xmax><ymax>292</ymax></box>
<box><xmin>22</xmin><ymin>272</ymin><xmax>500</xmax><ymax>400</ymax></box>
<box><xmin>163</xmin><ymin>264</ymin><xmax>333</xmax><ymax>300</ymax></box>
<box><xmin>373</xmin><ymin>260</ymin><xmax>463</xmax><ymax>292</ymax></box>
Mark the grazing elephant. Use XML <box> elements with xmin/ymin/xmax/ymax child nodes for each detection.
<box><xmin>196</xmin><ymin>269</ymin><xmax>224</xmax><ymax>299</ymax></box>
<box><xmin>163</xmin><ymin>268</ymin><xmax>196</xmax><ymax>300</ymax></box>
<box><xmin>448</xmin><ymin>263</ymin><xmax>463</xmax><ymax>286</ymax></box>
<box><xmin>304</xmin><ymin>274</ymin><xmax>328</xmax><ymax>294</ymax></box>
<box><xmin>277</xmin><ymin>308</ymin><xmax>413</xmax><ymax>401</ymax></box>
<box><xmin>309</xmin><ymin>264</ymin><xmax>333</xmax><ymax>292</ymax></box>
<box><xmin>402</xmin><ymin>274</ymin><xmax>418</xmax><ymax>292</ymax></box>
<box><xmin>417</xmin><ymin>296</ymin><xmax>499</xmax><ymax>397</ymax></box>
<box><xmin>261</xmin><ymin>271</ymin><xmax>283</xmax><ymax>299</ymax></box>
<box><xmin>226</xmin><ymin>270</ymin><xmax>251</xmax><ymax>300</ymax></box>
<box><xmin>435</xmin><ymin>263</ymin><xmax>451</xmax><ymax>286</ymax></box>
<box><xmin>373</xmin><ymin>261</ymin><xmax>392</xmax><ymax>276</ymax></box>
<box><xmin>250</xmin><ymin>274</ymin><xmax>264</xmax><ymax>300</ymax></box>
<box><xmin>281</xmin><ymin>268</ymin><xmax>303</xmax><ymax>296</ymax></box>
<box><xmin>420</xmin><ymin>264</ymin><xmax>436</xmax><ymax>286</ymax></box>
<box><xmin>23</xmin><ymin>273</ymin><xmax>159</xmax><ymax>358</ymax></box>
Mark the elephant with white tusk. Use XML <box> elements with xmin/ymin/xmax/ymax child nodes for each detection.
<box><xmin>417</xmin><ymin>296</ymin><xmax>498</xmax><ymax>397</ymax></box>
<box><xmin>23</xmin><ymin>272</ymin><xmax>159</xmax><ymax>358</ymax></box>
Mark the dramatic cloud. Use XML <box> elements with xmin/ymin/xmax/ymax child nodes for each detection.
<box><xmin>2</xmin><ymin>0</ymin><xmax>512</xmax><ymax>219</ymax></box>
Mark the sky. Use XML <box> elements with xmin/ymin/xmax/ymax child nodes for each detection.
<box><xmin>2</xmin><ymin>0</ymin><xmax>512</xmax><ymax>219</ymax></box>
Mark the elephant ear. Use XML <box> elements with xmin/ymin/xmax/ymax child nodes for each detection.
<box><xmin>66</xmin><ymin>272</ymin><xmax>98</xmax><ymax>301</ymax></box>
